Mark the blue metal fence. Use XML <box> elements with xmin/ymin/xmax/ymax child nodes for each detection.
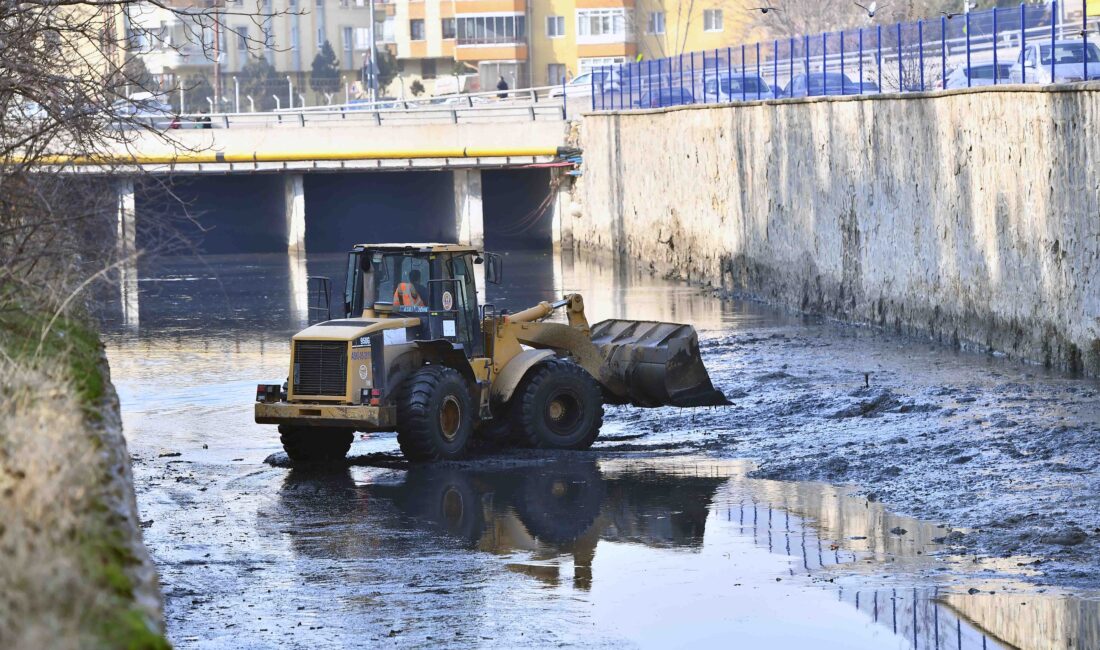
<box><xmin>593</xmin><ymin>2</ymin><xmax>1100</xmax><ymax>111</ymax></box>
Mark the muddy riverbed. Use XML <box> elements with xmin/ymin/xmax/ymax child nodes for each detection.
<box><xmin>105</xmin><ymin>250</ymin><xmax>1100</xmax><ymax>648</ymax></box>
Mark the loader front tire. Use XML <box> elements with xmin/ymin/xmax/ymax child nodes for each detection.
<box><xmin>278</xmin><ymin>425</ymin><xmax>354</xmax><ymax>463</ymax></box>
<box><xmin>513</xmin><ymin>359</ymin><xmax>603</xmax><ymax>450</ymax></box>
<box><xmin>396</xmin><ymin>365</ymin><xmax>474</xmax><ymax>462</ymax></box>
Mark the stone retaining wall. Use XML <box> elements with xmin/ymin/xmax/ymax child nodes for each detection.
<box><xmin>573</xmin><ymin>84</ymin><xmax>1100</xmax><ymax>374</ymax></box>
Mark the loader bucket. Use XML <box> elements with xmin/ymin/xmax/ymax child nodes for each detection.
<box><xmin>589</xmin><ymin>319</ymin><xmax>730</xmax><ymax>408</ymax></box>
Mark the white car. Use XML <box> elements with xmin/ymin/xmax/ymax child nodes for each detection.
<box><xmin>549</xmin><ymin>70</ymin><xmax>622</xmax><ymax>98</ymax></box>
<box><xmin>944</xmin><ymin>61</ymin><xmax>1012</xmax><ymax>89</ymax></box>
<box><xmin>1008</xmin><ymin>39</ymin><xmax>1100</xmax><ymax>84</ymax></box>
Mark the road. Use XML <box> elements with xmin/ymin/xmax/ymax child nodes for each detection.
<box><xmin>103</xmin><ymin>249</ymin><xmax>1100</xmax><ymax>649</ymax></box>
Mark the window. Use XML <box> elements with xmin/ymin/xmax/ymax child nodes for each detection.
<box><xmin>235</xmin><ymin>26</ymin><xmax>248</xmax><ymax>51</ymax></box>
<box><xmin>442</xmin><ymin>17</ymin><xmax>456</xmax><ymax>39</ymax></box>
<box><xmin>354</xmin><ymin>26</ymin><xmax>370</xmax><ymax>49</ymax></box>
<box><xmin>576</xmin><ymin>8</ymin><xmax>630</xmax><ymax>41</ymax></box>
<box><xmin>548</xmin><ymin>63</ymin><xmax>567</xmax><ymax>85</ymax></box>
<box><xmin>647</xmin><ymin>11</ymin><xmax>665</xmax><ymax>35</ymax></box>
<box><xmin>546</xmin><ymin>15</ymin><xmax>565</xmax><ymax>38</ymax></box>
<box><xmin>342</xmin><ymin>26</ymin><xmax>353</xmax><ymax>50</ymax></box>
<box><xmin>290</xmin><ymin>25</ymin><xmax>299</xmax><ymax>50</ymax></box>
<box><xmin>579</xmin><ymin>56</ymin><xmax>625</xmax><ymax>74</ymax></box>
<box><xmin>288</xmin><ymin>0</ymin><xmax>296</xmax><ymax>8</ymax></box>
<box><xmin>456</xmin><ymin>15</ymin><xmax>525</xmax><ymax>45</ymax></box>
<box><xmin>422</xmin><ymin>59</ymin><xmax>437</xmax><ymax>79</ymax></box>
<box><xmin>704</xmin><ymin>8</ymin><xmax>723</xmax><ymax>32</ymax></box>
<box><xmin>410</xmin><ymin>18</ymin><xmax>425</xmax><ymax>41</ymax></box>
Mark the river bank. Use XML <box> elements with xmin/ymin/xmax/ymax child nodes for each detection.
<box><xmin>0</xmin><ymin>312</ymin><xmax>166</xmax><ymax>649</ymax></box>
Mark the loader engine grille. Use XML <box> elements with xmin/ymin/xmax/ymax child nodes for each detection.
<box><xmin>293</xmin><ymin>340</ymin><xmax>348</xmax><ymax>397</ymax></box>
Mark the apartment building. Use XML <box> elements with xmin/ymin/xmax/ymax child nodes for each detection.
<box><xmin>127</xmin><ymin>0</ymin><xmax>396</xmax><ymax>104</ymax></box>
<box><xmin>390</xmin><ymin>1</ymin><xmax>752</xmax><ymax>95</ymax></box>
<box><xmin>126</xmin><ymin>0</ymin><xmax>752</xmax><ymax>106</ymax></box>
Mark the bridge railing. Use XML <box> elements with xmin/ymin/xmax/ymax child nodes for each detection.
<box><xmin>594</xmin><ymin>2</ymin><xmax>1099</xmax><ymax>111</ymax></box>
<box><xmin>144</xmin><ymin>84</ymin><xmax>574</xmax><ymax>130</ymax></box>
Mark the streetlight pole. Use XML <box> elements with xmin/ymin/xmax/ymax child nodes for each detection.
<box><xmin>368</xmin><ymin>0</ymin><xmax>378</xmax><ymax>101</ymax></box>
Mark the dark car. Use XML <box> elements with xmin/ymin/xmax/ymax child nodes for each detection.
<box><xmin>784</xmin><ymin>72</ymin><xmax>866</xmax><ymax>97</ymax></box>
<box><xmin>635</xmin><ymin>87</ymin><xmax>695</xmax><ymax>108</ymax></box>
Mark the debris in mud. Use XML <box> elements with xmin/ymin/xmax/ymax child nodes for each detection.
<box><xmin>932</xmin><ymin>531</ymin><xmax>967</xmax><ymax>544</ymax></box>
<box><xmin>263</xmin><ymin>451</ymin><xmax>409</xmax><ymax>470</ymax></box>
<box><xmin>755</xmin><ymin>371</ymin><xmax>797</xmax><ymax>382</ymax></box>
<box><xmin>1041</xmin><ymin>527</ymin><xmax>1088</xmax><ymax>547</ymax></box>
<box><xmin>950</xmin><ymin>455</ymin><xmax>974</xmax><ymax>464</ymax></box>
<box><xmin>822</xmin><ymin>457</ymin><xmax>849</xmax><ymax>477</ymax></box>
<box><xmin>828</xmin><ymin>388</ymin><xmax>939</xmax><ymax>419</ymax></box>
<box><xmin>158</xmin><ymin>450</ymin><xmax>182</xmax><ymax>458</ymax></box>
<box><xmin>829</xmin><ymin>389</ymin><xmax>902</xmax><ymax>418</ymax></box>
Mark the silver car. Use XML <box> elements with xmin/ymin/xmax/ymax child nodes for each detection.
<box><xmin>1008</xmin><ymin>39</ymin><xmax>1100</xmax><ymax>84</ymax></box>
<box><xmin>945</xmin><ymin>61</ymin><xmax>1012</xmax><ymax>89</ymax></box>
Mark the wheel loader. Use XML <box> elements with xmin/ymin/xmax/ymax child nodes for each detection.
<box><xmin>254</xmin><ymin>243</ymin><xmax>729</xmax><ymax>462</ymax></box>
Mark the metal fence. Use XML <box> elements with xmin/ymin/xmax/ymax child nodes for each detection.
<box><xmin>594</xmin><ymin>2</ymin><xmax>1100</xmax><ymax>111</ymax></box>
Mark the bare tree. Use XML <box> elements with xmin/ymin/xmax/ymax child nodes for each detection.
<box><xmin>743</xmin><ymin>0</ymin><xmax>962</xmax><ymax>41</ymax></box>
<box><xmin>0</xmin><ymin>0</ymin><xmax>286</xmax><ymax>312</ymax></box>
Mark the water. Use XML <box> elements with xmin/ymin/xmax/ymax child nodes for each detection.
<box><xmin>104</xmin><ymin>249</ymin><xmax>1100</xmax><ymax>649</ymax></box>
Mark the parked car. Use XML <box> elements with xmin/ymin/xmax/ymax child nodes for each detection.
<box><xmin>945</xmin><ymin>61</ymin><xmax>1013</xmax><ymax>89</ymax></box>
<box><xmin>110</xmin><ymin>94</ymin><xmax>192</xmax><ymax>130</ymax></box>
<box><xmin>549</xmin><ymin>69</ymin><xmax>622</xmax><ymax>97</ymax></box>
<box><xmin>783</xmin><ymin>72</ymin><xmax>865</xmax><ymax>97</ymax></box>
<box><xmin>634</xmin><ymin>87</ymin><xmax>695</xmax><ymax>108</ymax></box>
<box><xmin>702</xmin><ymin>74</ymin><xmax>774</xmax><ymax>101</ymax></box>
<box><xmin>1008</xmin><ymin>39</ymin><xmax>1100</xmax><ymax>84</ymax></box>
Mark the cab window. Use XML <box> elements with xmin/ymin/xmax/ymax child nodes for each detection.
<box><xmin>384</xmin><ymin>256</ymin><xmax>431</xmax><ymax>312</ymax></box>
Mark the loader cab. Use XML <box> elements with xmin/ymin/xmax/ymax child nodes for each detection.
<box><xmin>342</xmin><ymin>243</ymin><xmax>492</xmax><ymax>357</ymax></box>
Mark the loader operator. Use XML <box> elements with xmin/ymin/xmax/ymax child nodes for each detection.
<box><xmin>393</xmin><ymin>269</ymin><xmax>427</xmax><ymax>308</ymax></box>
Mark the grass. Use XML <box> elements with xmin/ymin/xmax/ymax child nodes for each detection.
<box><xmin>0</xmin><ymin>307</ymin><xmax>105</xmax><ymax>408</ymax></box>
<box><xmin>0</xmin><ymin>305</ymin><xmax>170</xmax><ymax>650</ymax></box>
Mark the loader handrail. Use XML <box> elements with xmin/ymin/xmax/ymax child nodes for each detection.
<box><xmin>506</xmin><ymin>294</ymin><xmax>587</xmax><ymax>328</ymax></box>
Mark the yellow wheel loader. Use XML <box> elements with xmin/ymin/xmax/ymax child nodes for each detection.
<box><xmin>255</xmin><ymin>243</ymin><xmax>729</xmax><ymax>463</ymax></box>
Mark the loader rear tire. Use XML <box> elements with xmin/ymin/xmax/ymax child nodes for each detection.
<box><xmin>396</xmin><ymin>365</ymin><xmax>474</xmax><ymax>462</ymax></box>
<box><xmin>278</xmin><ymin>425</ymin><xmax>354</xmax><ymax>463</ymax></box>
<box><xmin>513</xmin><ymin>358</ymin><xmax>603</xmax><ymax>450</ymax></box>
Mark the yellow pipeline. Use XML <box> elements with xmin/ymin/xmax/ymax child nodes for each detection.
<box><xmin>35</xmin><ymin>147</ymin><xmax>561</xmax><ymax>166</ymax></box>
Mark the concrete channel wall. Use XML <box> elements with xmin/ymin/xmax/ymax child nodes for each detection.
<box><xmin>574</xmin><ymin>84</ymin><xmax>1100</xmax><ymax>375</ymax></box>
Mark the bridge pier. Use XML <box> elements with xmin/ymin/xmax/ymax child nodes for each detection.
<box><xmin>285</xmin><ymin>174</ymin><xmax>306</xmax><ymax>255</ymax></box>
<box><xmin>551</xmin><ymin>171</ymin><xmax>574</xmax><ymax>252</ymax></box>
<box><xmin>453</xmin><ymin>169</ymin><xmax>484</xmax><ymax>249</ymax></box>
<box><xmin>116</xmin><ymin>178</ymin><xmax>139</xmax><ymax>330</ymax></box>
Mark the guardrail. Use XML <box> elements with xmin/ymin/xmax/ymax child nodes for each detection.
<box><xmin>154</xmin><ymin>84</ymin><xmax>575</xmax><ymax>130</ymax></box>
<box><xmin>594</xmin><ymin>2</ymin><xmax>1100</xmax><ymax>111</ymax></box>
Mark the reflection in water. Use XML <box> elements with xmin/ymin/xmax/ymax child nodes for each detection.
<box><xmin>119</xmin><ymin>254</ymin><xmax>140</xmax><ymax>331</ymax></box>
<box><xmin>265</xmin><ymin>459</ymin><xmax>1098</xmax><ymax>649</ymax></box>
<box><xmin>287</xmin><ymin>251</ymin><xmax>308</xmax><ymax>330</ymax></box>
<box><xmin>101</xmin><ymin>248</ymin><xmax>760</xmax><ymax>340</ymax></box>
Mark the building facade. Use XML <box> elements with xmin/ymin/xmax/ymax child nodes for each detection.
<box><xmin>127</xmin><ymin>0</ymin><xmax>752</xmax><ymax>107</ymax></box>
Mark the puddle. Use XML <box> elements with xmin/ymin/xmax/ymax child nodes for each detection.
<box><xmin>259</xmin><ymin>457</ymin><xmax>1097</xmax><ymax>649</ymax></box>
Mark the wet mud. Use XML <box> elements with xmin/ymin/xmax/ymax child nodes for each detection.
<box><xmin>105</xmin><ymin>251</ymin><xmax>1100</xmax><ymax>648</ymax></box>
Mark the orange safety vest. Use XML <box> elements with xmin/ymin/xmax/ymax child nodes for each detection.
<box><xmin>393</xmin><ymin>282</ymin><xmax>425</xmax><ymax>307</ymax></box>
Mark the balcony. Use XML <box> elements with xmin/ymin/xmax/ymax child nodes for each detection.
<box><xmin>455</xmin><ymin>14</ymin><xmax>526</xmax><ymax>48</ymax></box>
<box><xmin>454</xmin><ymin>43</ymin><xmax>527</xmax><ymax>62</ymax></box>
<box><xmin>455</xmin><ymin>0</ymin><xmax>524</xmax><ymax>13</ymax></box>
